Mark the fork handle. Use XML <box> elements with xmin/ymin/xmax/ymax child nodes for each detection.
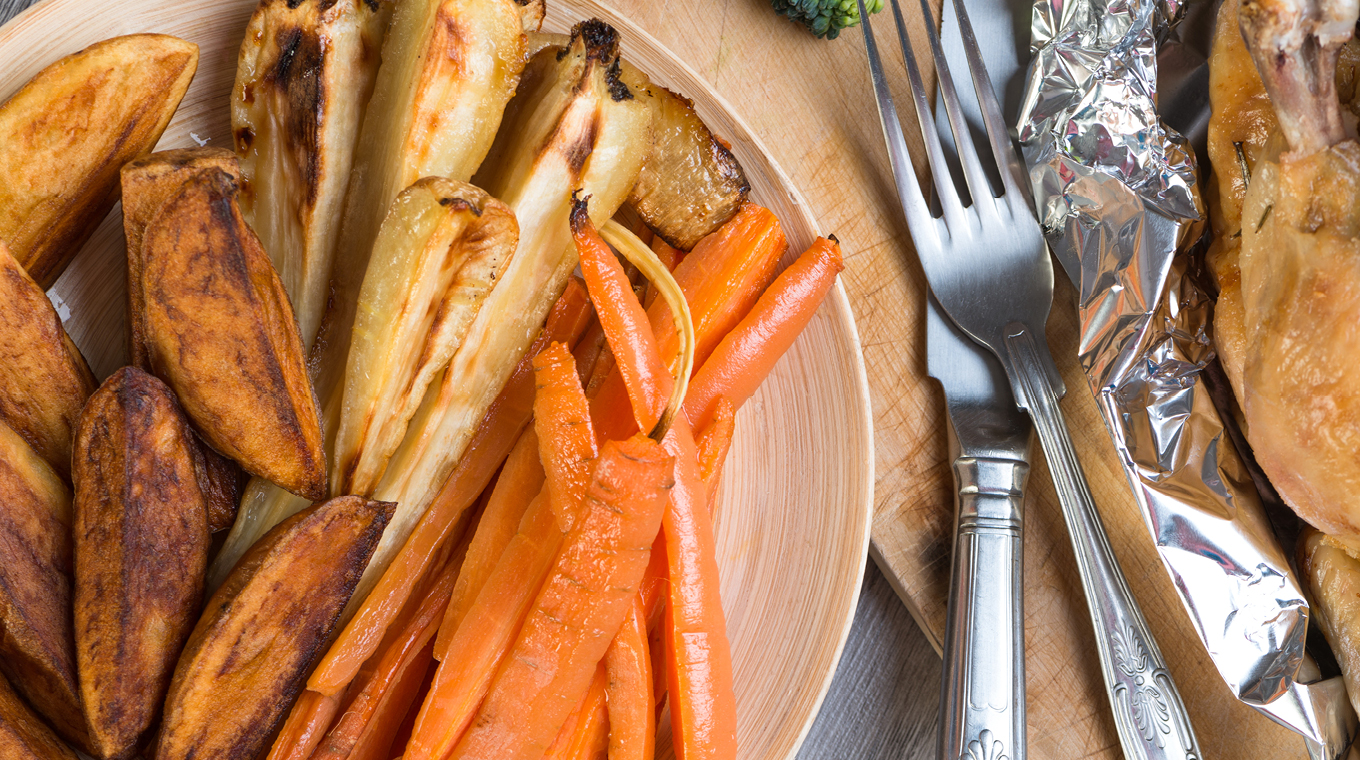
<box><xmin>938</xmin><ymin>453</ymin><xmax>1028</xmax><ymax>760</ymax></box>
<box><xmin>1001</xmin><ymin>326</ymin><xmax>1203</xmax><ymax>760</ymax></box>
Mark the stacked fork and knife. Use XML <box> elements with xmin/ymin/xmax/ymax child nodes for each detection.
<box><xmin>854</xmin><ymin>1</ymin><xmax>1203</xmax><ymax>758</ymax></box>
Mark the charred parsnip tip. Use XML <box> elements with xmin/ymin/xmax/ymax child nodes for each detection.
<box><xmin>0</xmin><ymin>671</ymin><xmax>77</xmax><ymax>760</ymax></box>
<box><xmin>0</xmin><ymin>34</ymin><xmax>198</xmax><ymax>288</ymax></box>
<box><xmin>0</xmin><ymin>419</ymin><xmax>84</xmax><ymax>750</ymax></box>
<box><xmin>616</xmin><ymin>61</ymin><xmax>751</xmax><ymax>251</ymax></box>
<box><xmin>333</xmin><ymin>178</ymin><xmax>519</xmax><ymax>498</ymax></box>
<box><xmin>141</xmin><ymin>168</ymin><xmax>327</xmax><ymax>501</ymax></box>
<box><xmin>157</xmin><ymin>497</ymin><xmax>395</xmax><ymax>760</ymax></box>
<box><xmin>597</xmin><ymin>216</ymin><xmax>695</xmax><ymax>440</ymax></box>
<box><xmin>0</xmin><ymin>240</ymin><xmax>96</xmax><ymax>480</ymax></box>
<box><xmin>359</xmin><ymin>18</ymin><xmax>653</xmax><ymax>613</ymax></box>
<box><xmin>232</xmin><ymin>0</ymin><xmax>391</xmax><ymax>350</ymax></box>
<box><xmin>73</xmin><ymin>368</ymin><xmax>209</xmax><ymax>760</ymax></box>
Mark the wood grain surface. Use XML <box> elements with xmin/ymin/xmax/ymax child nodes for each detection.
<box><xmin>0</xmin><ymin>0</ymin><xmax>1312</xmax><ymax>757</ymax></box>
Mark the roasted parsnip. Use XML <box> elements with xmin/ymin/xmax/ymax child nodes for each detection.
<box><xmin>0</xmin><ymin>672</ymin><xmax>77</xmax><ymax>760</ymax></box>
<box><xmin>0</xmin><ymin>34</ymin><xmax>197</xmax><ymax>288</ymax></box>
<box><xmin>73</xmin><ymin>368</ymin><xmax>210</xmax><ymax>760</ymax></box>
<box><xmin>333</xmin><ymin>178</ymin><xmax>518</xmax><ymax>497</ymax></box>
<box><xmin>0</xmin><ymin>240</ymin><xmax>97</xmax><ymax>480</ymax></box>
<box><xmin>141</xmin><ymin>167</ymin><xmax>326</xmax><ymax>501</ymax></box>
<box><xmin>232</xmin><ymin>0</ymin><xmax>391</xmax><ymax>349</ymax></box>
<box><xmin>0</xmin><ymin>419</ymin><xmax>84</xmax><ymax>749</ymax></box>
<box><xmin>157</xmin><ymin>496</ymin><xmax>394</xmax><ymax>760</ymax></box>
<box><xmin>517</xmin><ymin>0</ymin><xmax>546</xmax><ymax>30</ymax></box>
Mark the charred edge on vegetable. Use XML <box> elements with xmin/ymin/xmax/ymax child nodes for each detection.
<box><xmin>363</xmin><ymin>0</ymin><xmax>379</xmax><ymax>11</ymax></box>
<box><xmin>570</xmin><ymin>19</ymin><xmax>620</xmax><ymax>66</ymax></box>
<box><xmin>606</xmin><ymin>58</ymin><xmax>633</xmax><ymax>102</ymax></box>
<box><xmin>437</xmin><ymin>196</ymin><xmax>482</xmax><ymax>216</ymax></box>
<box><xmin>268</xmin><ymin>25</ymin><xmax>325</xmax><ymax>207</ymax></box>
<box><xmin>570</xmin><ymin>192</ymin><xmax>593</xmax><ymax>234</ymax></box>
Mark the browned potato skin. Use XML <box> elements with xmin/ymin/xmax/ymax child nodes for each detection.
<box><xmin>156</xmin><ymin>496</ymin><xmax>395</xmax><ymax>760</ymax></box>
<box><xmin>120</xmin><ymin>150</ymin><xmax>247</xmax><ymax>531</ymax></box>
<box><xmin>141</xmin><ymin>168</ymin><xmax>327</xmax><ymax>501</ymax></box>
<box><xmin>0</xmin><ymin>419</ymin><xmax>85</xmax><ymax>750</ymax></box>
<box><xmin>0</xmin><ymin>240</ymin><xmax>97</xmax><ymax>480</ymax></box>
<box><xmin>0</xmin><ymin>672</ymin><xmax>78</xmax><ymax>760</ymax></box>
<box><xmin>0</xmin><ymin>34</ymin><xmax>198</xmax><ymax>289</ymax></box>
<box><xmin>120</xmin><ymin>149</ymin><xmax>241</xmax><ymax>373</ymax></box>
<box><xmin>620</xmin><ymin>64</ymin><xmax>749</xmax><ymax>251</ymax></box>
<box><xmin>73</xmin><ymin>367</ymin><xmax>210</xmax><ymax>760</ymax></box>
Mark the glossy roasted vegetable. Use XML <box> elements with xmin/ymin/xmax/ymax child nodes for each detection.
<box><xmin>157</xmin><ymin>496</ymin><xmax>394</xmax><ymax>760</ymax></box>
<box><xmin>232</xmin><ymin>0</ymin><xmax>391</xmax><ymax>349</ymax></box>
<box><xmin>333</xmin><ymin>178</ymin><xmax>518</xmax><ymax>497</ymax></box>
<box><xmin>0</xmin><ymin>419</ymin><xmax>84</xmax><ymax>750</ymax></box>
<box><xmin>0</xmin><ymin>240</ymin><xmax>97</xmax><ymax>480</ymax></box>
<box><xmin>212</xmin><ymin>0</ymin><xmax>527</xmax><ymax>591</ymax></box>
<box><xmin>141</xmin><ymin>167</ymin><xmax>326</xmax><ymax>501</ymax></box>
<box><xmin>0</xmin><ymin>34</ymin><xmax>197</xmax><ymax>288</ymax></box>
<box><xmin>0</xmin><ymin>672</ymin><xmax>77</xmax><ymax>760</ymax></box>
<box><xmin>72</xmin><ymin>367</ymin><xmax>210</xmax><ymax>760</ymax></box>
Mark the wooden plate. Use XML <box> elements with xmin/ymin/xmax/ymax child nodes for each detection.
<box><xmin>0</xmin><ymin>1</ymin><xmax>875</xmax><ymax>758</ymax></box>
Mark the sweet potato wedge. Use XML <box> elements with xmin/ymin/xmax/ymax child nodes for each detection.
<box><xmin>0</xmin><ymin>418</ymin><xmax>84</xmax><ymax>749</ymax></box>
<box><xmin>0</xmin><ymin>34</ymin><xmax>198</xmax><ymax>288</ymax></box>
<box><xmin>141</xmin><ymin>167</ymin><xmax>326</xmax><ymax>500</ymax></box>
<box><xmin>0</xmin><ymin>672</ymin><xmax>78</xmax><ymax>760</ymax></box>
<box><xmin>156</xmin><ymin>496</ymin><xmax>394</xmax><ymax>760</ymax></box>
<box><xmin>0</xmin><ymin>240</ymin><xmax>97</xmax><ymax>480</ymax></box>
<box><xmin>120</xmin><ymin>150</ymin><xmax>248</xmax><ymax>531</ymax></box>
<box><xmin>73</xmin><ymin>367</ymin><xmax>210</xmax><ymax>760</ymax></box>
<box><xmin>232</xmin><ymin>0</ymin><xmax>390</xmax><ymax>350</ymax></box>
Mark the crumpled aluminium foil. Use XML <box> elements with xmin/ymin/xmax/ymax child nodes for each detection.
<box><xmin>1016</xmin><ymin>0</ymin><xmax>1358</xmax><ymax>755</ymax></box>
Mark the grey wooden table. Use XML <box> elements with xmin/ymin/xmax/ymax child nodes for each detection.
<box><xmin>0</xmin><ymin>0</ymin><xmax>943</xmax><ymax>757</ymax></box>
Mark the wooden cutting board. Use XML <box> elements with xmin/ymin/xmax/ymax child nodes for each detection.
<box><xmin>601</xmin><ymin>1</ymin><xmax>1307</xmax><ymax>758</ymax></box>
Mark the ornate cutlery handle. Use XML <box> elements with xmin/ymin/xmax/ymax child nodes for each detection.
<box><xmin>1000</xmin><ymin>326</ymin><xmax>1202</xmax><ymax>760</ymax></box>
<box><xmin>939</xmin><ymin>453</ymin><xmax>1028</xmax><ymax>760</ymax></box>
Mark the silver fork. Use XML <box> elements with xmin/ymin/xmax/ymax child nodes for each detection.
<box><xmin>856</xmin><ymin>1</ymin><xmax>1203</xmax><ymax>759</ymax></box>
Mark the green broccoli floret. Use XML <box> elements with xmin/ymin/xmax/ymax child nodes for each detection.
<box><xmin>770</xmin><ymin>0</ymin><xmax>884</xmax><ymax>39</ymax></box>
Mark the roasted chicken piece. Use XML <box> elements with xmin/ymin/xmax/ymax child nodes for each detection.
<box><xmin>1208</xmin><ymin>0</ymin><xmax>1360</xmax><ymax>544</ymax></box>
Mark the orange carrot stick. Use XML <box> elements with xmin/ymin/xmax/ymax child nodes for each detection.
<box><xmin>695</xmin><ymin>398</ymin><xmax>736</xmax><ymax>515</ymax></box>
<box><xmin>266</xmin><ymin>691</ymin><xmax>341</xmax><ymax>760</ymax></box>
<box><xmin>574</xmin><ymin>197</ymin><xmax>670</xmax><ymax>434</ymax></box>
<box><xmin>533</xmin><ymin>341</ymin><xmax>599</xmax><ymax>530</ymax></box>
<box><xmin>433</xmin><ymin>427</ymin><xmax>544</xmax><ymax>660</ymax></box>
<box><xmin>307</xmin><ymin>278</ymin><xmax>592</xmax><ymax>697</ymax></box>
<box><xmin>652</xmin><ymin>236</ymin><xmax>684</xmax><ymax>271</ymax></box>
<box><xmin>447</xmin><ymin>436</ymin><xmax>674</xmax><ymax>760</ymax></box>
<box><xmin>605</xmin><ymin>596</ymin><xmax>655</xmax><ymax>760</ymax></box>
<box><xmin>404</xmin><ymin>491</ymin><xmax>561</xmax><ymax>760</ymax></box>
<box><xmin>386</xmin><ymin>656</ymin><xmax>436</xmax><ymax>758</ymax></box>
<box><xmin>685</xmin><ymin>237</ymin><xmax>843</xmax><ymax>431</ymax></box>
<box><xmin>544</xmin><ymin>665</ymin><xmax>610</xmax><ymax>760</ymax></box>
<box><xmin>662</xmin><ymin>419</ymin><xmax>737</xmax><ymax>760</ymax></box>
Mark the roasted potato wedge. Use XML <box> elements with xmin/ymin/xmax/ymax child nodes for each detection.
<box><xmin>0</xmin><ymin>239</ymin><xmax>97</xmax><ymax>480</ymax></box>
<box><xmin>120</xmin><ymin>148</ymin><xmax>241</xmax><ymax>372</ymax></box>
<box><xmin>232</xmin><ymin>0</ymin><xmax>391</xmax><ymax>350</ymax></box>
<box><xmin>141</xmin><ymin>167</ymin><xmax>326</xmax><ymax>500</ymax></box>
<box><xmin>333</xmin><ymin>178</ymin><xmax>517</xmax><ymax>497</ymax></box>
<box><xmin>157</xmin><ymin>496</ymin><xmax>394</xmax><ymax>760</ymax></box>
<box><xmin>73</xmin><ymin>367</ymin><xmax>210</xmax><ymax>760</ymax></box>
<box><xmin>0</xmin><ymin>34</ymin><xmax>198</xmax><ymax>288</ymax></box>
<box><xmin>618</xmin><ymin>63</ymin><xmax>750</xmax><ymax>251</ymax></box>
<box><xmin>0</xmin><ymin>418</ymin><xmax>84</xmax><ymax>749</ymax></box>
<box><xmin>0</xmin><ymin>672</ymin><xmax>78</xmax><ymax>760</ymax></box>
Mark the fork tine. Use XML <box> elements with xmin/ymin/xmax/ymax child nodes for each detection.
<box><xmin>947</xmin><ymin>0</ymin><xmax>1031</xmax><ymax>205</ymax></box>
<box><xmin>906</xmin><ymin>0</ymin><xmax>997</xmax><ymax>214</ymax></box>
<box><xmin>872</xmin><ymin>0</ymin><xmax>968</xmax><ymax>234</ymax></box>
<box><xmin>856</xmin><ymin>0</ymin><xmax>940</xmax><ymax>243</ymax></box>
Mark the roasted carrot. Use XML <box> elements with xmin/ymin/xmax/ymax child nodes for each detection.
<box><xmin>404</xmin><ymin>491</ymin><xmax>562</xmax><ymax>760</ymax></box>
<box><xmin>385</xmin><ymin>657</ymin><xmax>436</xmax><ymax>759</ymax></box>
<box><xmin>574</xmin><ymin>197</ymin><xmax>670</xmax><ymax>434</ymax></box>
<box><xmin>605</xmin><ymin>596</ymin><xmax>655</xmax><ymax>760</ymax></box>
<box><xmin>685</xmin><ymin>237</ymin><xmax>843</xmax><ymax>431</ymax></box>
<box><xmin>695</xmin><ymin>397</ymin><xmax>736</xmax><ymax>515</ymax></box>
<box><xmin>534</xmin><ymin>341</ymin><xmax>599</xmax><ymax>530</ymax></box>
<box><xmin>433</xmin><ymin>427</ymin><xmax>544</xmax><ymax>660</ymax></box>
<box><xmin>265</xmin><ymin>691</ymin><xmax>341</xmax><ymax>760</ymax></box>
<box><xmin>652</xmin><ymin>236</ymin><xmax>684</xmax><ymax>271</ymax></box>
<box><xmin>446</xmin><ymin>436</ymin><xmax>673</xmax><ymax>760</ymax></box>
<box><xmin>663</xmin><ymin>419</ymin><xmax>738</xmax><ymax>760</ymax></box>
<box><xmin>307</xmin><ymin>278</ymin><xmax>592</xmax><ymax>697</ymax></box>
<box><xmin>545</xmin><ymin>665</ymin><xmax>610</xmax><ymax>760</ymax></box>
